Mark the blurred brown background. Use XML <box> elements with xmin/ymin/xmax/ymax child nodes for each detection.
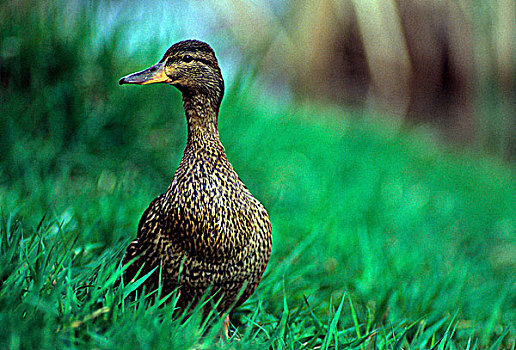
<box><xmin>209</xmin><ymin>0</ymin><xmax>515</xmax><ymax>158</ymax></box>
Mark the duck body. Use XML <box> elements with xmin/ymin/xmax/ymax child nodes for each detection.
<box><xmin>120</xmin><ymin>40</ymin><xmax>271</xmax><ymax>315</ymax></box>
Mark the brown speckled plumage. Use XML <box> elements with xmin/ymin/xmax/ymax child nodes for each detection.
<box><xmin>119</xmin><ymin>40</ymin><xmax>272</xmax><ymax>316</ymax></box>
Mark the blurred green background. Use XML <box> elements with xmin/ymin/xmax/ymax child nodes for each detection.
<box><xmin>0</xmin><ymin>0</ymin><xmax>515</xmax><ymax>349</ymax></box>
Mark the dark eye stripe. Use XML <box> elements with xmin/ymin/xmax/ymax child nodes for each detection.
<box><xmin>167</xmin><ymin>55</ymin><xmax>213</xmax><ymax>68</ymax></box>
<box><xmin>196</xmin><ymin>57</ymin><xmax>213</xmax><ymax>67</ymax></box>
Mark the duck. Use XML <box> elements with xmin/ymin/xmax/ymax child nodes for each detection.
<box><xmin>118</xmin><ymin>39</ymin><xmax>272</xmax><ymax>337</ymax></box>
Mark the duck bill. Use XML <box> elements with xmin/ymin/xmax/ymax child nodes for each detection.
<box><xmin>119</xmin><ymin>61</ymin><xmax>171</xmax><ymax>85</ymax></box>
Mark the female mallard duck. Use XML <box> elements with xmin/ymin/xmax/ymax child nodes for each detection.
<box><xmin>119</xmin><ymin>40</ymin><xmax>272</xmax><ymax>336</ymax></box>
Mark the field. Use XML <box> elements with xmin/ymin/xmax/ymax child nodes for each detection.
<box><xmin>1</xmin><ymin>1</ymin><xmax>515</xmax><ymax>349</ymax></box>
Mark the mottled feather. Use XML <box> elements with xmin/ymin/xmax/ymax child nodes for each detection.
<box><xmin>120</xmin><ymin>40</ymin><xmax>272</xmax><ymax>315</ymax></box>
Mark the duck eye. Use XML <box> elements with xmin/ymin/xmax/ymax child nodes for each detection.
<box><xmin>183</xmin><ymin>55</ymin><xmax>193</xmax><ymax>63</ymax></box>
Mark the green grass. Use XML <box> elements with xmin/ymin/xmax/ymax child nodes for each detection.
<box><xmin>1</xmin><ymin>1</ymin><xmax>515</xmax><ymax>349</ymax></box>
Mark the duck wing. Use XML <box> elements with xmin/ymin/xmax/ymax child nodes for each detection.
<box><xmin>122</xmin><ymin>193</ymin><xmax>166</xmax><ymax>281</ymax></box>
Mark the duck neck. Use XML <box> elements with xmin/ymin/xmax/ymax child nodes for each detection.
<box><xmin>183</xmin><ymin>93</ymin><xmax>222</xmax><ymax>148</ymax></box>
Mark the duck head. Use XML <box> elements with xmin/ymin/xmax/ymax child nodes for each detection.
<box><xmin>119</xmin><ymin>40</ymin><xmax>224</xmax><ymax>107</ymax></box>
